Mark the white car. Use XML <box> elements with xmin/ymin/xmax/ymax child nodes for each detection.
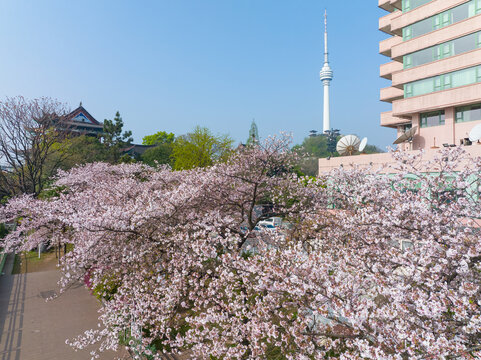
<box><xmin>257</xmin><ymin>217</ymin><xmax>282</xmax><ymax>228</ymax></box>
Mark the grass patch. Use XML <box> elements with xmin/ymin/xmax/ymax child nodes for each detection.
<box><xmin>12</xmin><ymin>253</ymin><xmax>21</xmax><ymax>274</ymax></box>
<box><xmin>12</xmin><ymin>249</ymin><xmax>59</xmax><ymax>274</ymax></box>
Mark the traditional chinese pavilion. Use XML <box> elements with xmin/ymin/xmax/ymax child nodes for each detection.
<box><xmin>62</xmin><ymin>104</ymin><xmax>104</xmax><ymax>136</ymax></box>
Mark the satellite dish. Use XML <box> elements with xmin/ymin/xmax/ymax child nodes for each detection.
<box><xmin>393</xmin><ymin>126</ymin><xmax>418</xmax><ymax>145</ymax></box>
<box><xmin>359</xmin><ymin>137</ymin><xmax>368</xmax><ymax>152</ymax></box>
<box><xmin>337</xmin><ymin>135</ymin><xmax>361</xmax><ymax>156</ymax></box>
<box><xmin>469</xmin><ymin>124</ymin><xmax>481</xmax><ymax>142</ymax></box>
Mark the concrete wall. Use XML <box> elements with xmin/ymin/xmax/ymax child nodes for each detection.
<box><xmin>318</xmin><ymin>143</ymin><xmax>481</xmax><ymax>174</ymax></box>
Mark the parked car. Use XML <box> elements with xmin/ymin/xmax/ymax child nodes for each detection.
<box><xmin>257</xmin><ymin>217</ymin><xmax>282</xmax><ymax>228</ymax></box>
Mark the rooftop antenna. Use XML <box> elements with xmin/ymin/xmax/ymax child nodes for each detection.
<box><xmin>469</xmin><ymin>123</ymin><xmax>481</xmax><ymax>143</ymax></box>
<box><xmin>393</xmin><ymin>126</ymin><xmax>418</xmax><ymax>148</ymax></box>
<box><xmin>336</xmin><ymin>135</ymin><xmax>361</xmax><ymax>156</ymax></box>
<box><xmin>359</xmin><ymin>137</ymin><xmax>368</xmax><ymax>153</ymax></box>
<box><xmin>324</xmin><ymin>10</ymin><xmax>328</xmax><ymax>64</ymax></box>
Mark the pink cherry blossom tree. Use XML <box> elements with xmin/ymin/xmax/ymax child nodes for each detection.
<box><xmin>1</xmin><ymin>138</ymin><xmax>480</xmax><ymax>359</ymax></box>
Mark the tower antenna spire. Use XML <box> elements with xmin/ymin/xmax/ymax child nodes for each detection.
<box><xmin>324</xmin><ymin>10</ymin><xmax>328</xmax><ymax>63</ymax></box>
<box><xmin>320</xmin><ymin>9</ymin><xmax>333</xmax><ymax>133</ymax></box>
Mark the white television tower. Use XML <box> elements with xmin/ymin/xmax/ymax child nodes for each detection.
<box><xmin>320</xmin><ymin>10</ymin><xmax>333</xmax><ymax>133</ymax></box>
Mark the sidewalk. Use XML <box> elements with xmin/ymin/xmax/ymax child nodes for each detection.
<box><xmin>0</xmin><ymin>253</ymin><xmax>130</xmax><ymax>360</ymax></box>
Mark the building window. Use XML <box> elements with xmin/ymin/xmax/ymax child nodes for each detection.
<box><xmin>403</xmin><ymin>26</ymin><xmax>413</xmax><ymax>41</ymax></box>
<box><xmin>433</xmin><ymin>46</ymin><xmax>442</xmax><ymax>61</ymax></box>
<box><xmin>469</xmin><ymin>0</ymin><xmax>481</xmax><ymax>16</ymax></box>
<box><xmin>456</xmin><ymin>104</ymin><xmax>481</xmax><ymax>123</ymax></box>
<box><xmin>442</xmin><ymin>11</ymin><xmax>452</xmax><ymax>27</ymax></box>
<box><xmin>404</xmin><ymin>31</ymin><xmax>481</xmax><ymax>69</ymax></box>
<box><xmin>402</xmin><ymin>0</ymin><xmax>433</xmax><ymax>12</ymax></box>
<box><xmin>433</xmin><ymin>77</ymin><xmax>442</xmax><ymax>92</ymax></box>
<box><xmin>433</xmin><ymin>12</ymin><xmax>451</xmax><ymax>30</ymax></box>
<box><xmin>404</xmin><ymin>83</ymin><xmax>413</xmax><ymax>97</ymax></box>
<box><xmin>443</xmin><ymin>74</ymin><xmax>452</xmax><ymax>89</ymax></box>
<box><xmin>442</xmin><ymin>43</ymin><xmax>453</xmax><ymax>58</ymax></box>
<box><xmin>403</xmin><ymin>0</ymin><xmax>480</xmax><ymax>41</ymax></box>
<box><xmin>421</xmin><ymin>111</ymin><xmax>445</xmax><ymax>128</ymax></box>
<box><xmin>405</xmin><ymin>65</ymin><xmax>481</xmax><ymax>98</ymax></box>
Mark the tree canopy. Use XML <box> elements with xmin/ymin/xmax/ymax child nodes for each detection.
<box><xmin>0</xmin><ymin>96</ymin><xmax>70</xmax><ymax>197</ymax></box>
<box><xmin>47</xmin><ymin>135</ymin><xmax>108</xmax><ymax>172</ymax></box>
<box><xmin>142</xmin><ymin>131</ymin><xmax>175</xmax><ymax>146</ymax></box>
<box><xmin>141</xmin><ymin>143</ymin><xmax>174</xmax><ymax>167</ymax></box>
<box><xmin>140</xmin><ymin>131</ymin><xmax>176</xmax><ymax>167</ymax></box>
<box><xmin>171</xmin><ymin>126</ymin><xmax>234</xmax><ymax>170</ymax></box>
<box><xmin>2</xmin><ymin>140</ymin><xmax>481</xmax><ymax>359</ymax></box>
<box><xmin>102</xmin><ymin>111</ymin><xmax>133</xmax><ymax>162</ymax></box>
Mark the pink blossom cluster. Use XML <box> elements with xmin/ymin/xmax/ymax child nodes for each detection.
<box><xmin>1</xmin><ymin>138</ymin><xmax>480</xmax><ymax>359</ymax></box>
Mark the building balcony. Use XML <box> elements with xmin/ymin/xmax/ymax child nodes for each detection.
<box><xmin>392</xmin><ymin>48</ymin><xmax>481</xmax><ymax>87</ymax></box>
<box><xmin>381</xmin><ymin>111</ymin><xmax>411</xmax><ymax>128</ymax></box>
<box><xmin>391</xmin><ymin>14</ymin><xmax>481</xmax><ymax>60</ymax></box>
<box><xmin>380</xmin><ymin>36</ymin><xmax>403</xmax><ymax>57</ymax></box>
<box><xmin>380</xmin><ymin>60</ymin><xmax>403</xmax><ymax>80</ymax></box>
<box><xmin>391</xmin><ymin>0</ymin><xmax>468</xmax><ymax>32</ymax></box>
<box><xmin>379</xmin><ymin>11</ymin><xmax>402</xmax><ymax>35</ymax></box>
<box><xmin>392</xmin><ymin>82</ymin><xmax>481</xmax><ymax>116</ymax></box>
<box><xmin>378</xmin><ymin>0</ymin><xmax>402</xmax><ymax>12</ymax></box>
<box><xmin>381</xmin><ymin>86</ymin><xmax>405</xmax><ymax>103</ymax></box>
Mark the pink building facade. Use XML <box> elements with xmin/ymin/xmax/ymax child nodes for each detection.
<box><xmin>319</xmin><ymin>0</ymin><xmax>481</xmax><ymax>173</ymax></box>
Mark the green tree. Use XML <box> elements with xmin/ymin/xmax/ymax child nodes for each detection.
<box><xmin>140</xmin><ymin>131</ymin><xmax>176</xmax><ymax>167</ymax></box>
<box><xmin>171</xmin><ymin>126</ymin><xmax>234</xmax><ymax>170</ymax></box>
<box><xmin>142</xmin><ymin>131</ymin><xmax>175</xmax><ymax>146</ymax></box>
<box><xmin>102</xmin><ymin>112</ymin><xmax>133</xmax><ymax>162</ymax></box>
<box><xmin>293</xmin><ymin>135</ymin><xmax>329</xmax><ymax>158</ymax></box>
<box><xmin>141</xmin><ymin>143</ymin><xmax>174</xmax><ymax>167</ymax></box>
<box><xmin>363</xmin><ymin>144</ymin><xmax>384</xmax><ymax>154</ymax></box>
<box><xmin>292</xmin><ymin>135</ymin><xmax>383</xmax><ymax>176</ymax></box>
<box><xmin>47</xmin><ymin>135</ymin><xmax>108</xmax><ymax>172</ymax></box>
<box><xmin>0</xmin><ymin>223</ymin><xmax>8</xmax><ymax>239</ymax></box>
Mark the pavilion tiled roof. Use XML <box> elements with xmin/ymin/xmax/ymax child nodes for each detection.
<box><xmin>65</xmin><ymin>105</ymin><xmax>103</xmax><ymax>126</ymax></box>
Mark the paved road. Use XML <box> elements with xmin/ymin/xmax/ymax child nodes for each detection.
<box><xmin>0</xmin><ymin>254</ymin><xmax>130</xmax><ymax>360</ymax></box>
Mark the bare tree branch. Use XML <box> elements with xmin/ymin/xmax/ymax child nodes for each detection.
<box><xmin>0</xmin><ymin>96</ymin><xmax>70</xmax><ymax>197</ymax></box>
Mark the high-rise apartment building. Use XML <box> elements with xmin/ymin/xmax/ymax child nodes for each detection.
<box><xmin>379</xmin><ymin>0</ymin><xmax>481</xmax><ymax>150</ymax></box>
<box><xmin>318</xmin><ymin>1</ymin><xmax>481</xmax><ymax>173</ymax></box>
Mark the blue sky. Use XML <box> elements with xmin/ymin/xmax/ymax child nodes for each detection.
<box><xmin>0</xmin><ymin>0</ymin><xmax>393</xmax><ymax>149</ymax></box>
